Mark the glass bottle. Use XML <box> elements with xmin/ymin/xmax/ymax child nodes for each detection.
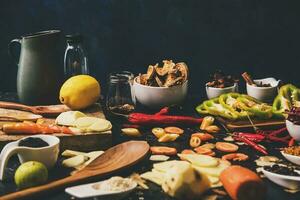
<box><xmin>64</xmin><ymin>34</ymin><xmax>89</xmax><ymax>78</ymax></box>
<box><xmin>106</xmin><ymin>71</ymin><xmax>135</xmax><ymax>115</ymax></box>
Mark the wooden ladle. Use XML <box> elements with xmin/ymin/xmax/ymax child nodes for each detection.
<box><xmin>0</xmin><ymin>101</ymin><xmax>70</xmax><ymax>117</ymax></box>
<box><xmin>1</xmin><ymin>140</ymin><xmax>150</xmax><ymax>200</ymax></box>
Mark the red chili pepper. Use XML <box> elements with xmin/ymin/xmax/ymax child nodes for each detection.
<box><xmin>234</xmin><ymin>132</ymin><xmax>265</xmax><ymax>142</ymax></box>
<box><xmin>128</xmin><ymin>113</ymin><xmax>203</xmax><ymax>126</ymax></box>
<box><xmin>233</xmin><ymin>135</ymin><xmax>268</xmax><ymax>155</ymax></box>
<box><xmin>288</xmin><ymin>138</ymin><xmax>295</xmax><ymax>147</ymax></box>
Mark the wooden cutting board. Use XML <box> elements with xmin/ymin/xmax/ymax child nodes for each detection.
<box><xmin>217</xmin><ymin>117</ymin><xmax>286</xmax><ymax>131</ymax></box>
<box><xmin>0</xmin><ymin>103</ymin><xmax>112</xmax><ymax>151</ymax></box>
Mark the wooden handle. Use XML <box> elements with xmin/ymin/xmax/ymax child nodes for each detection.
<box><xmin>1</xmin><ymin>174</ymin><xmax>83</xmax><ymax>200</ymax></box>
<box><xmin>0</xmin><ymin>101</ymin><xmax>33</xmax><ymax>113</ymax></box>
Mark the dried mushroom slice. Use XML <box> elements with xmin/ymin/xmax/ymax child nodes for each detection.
<box><xmin>155</xmin><ymin>75</ymin><xmax>164</xmax><ymax>87</ymax></box>
<box><xmin>176</xmin><ymin>62</ymin><xmax>189</xmax><ymax>81</ymax></box>
<box><xmin>168</xmin><ymin>77</ymin><xmax>184</xmax><ymax>87</ymax></box>
<box><xmin>157</xmin><ymin>60</ymin><xmax>175</xmax><ymax>76</ymax></box>
<box><xmin>139</xmin><ymin>74</ymin><xmax>149</xmax><ymax>85</ymax></box>
<box><xmin>164</xmin><ymin>73</ymin><xmax>178</xmax><ymax>87</ymax></box>
<box><xmin>146</xmin><ymin>65</ymin><xmax>156</xmax><ymax>80</ymax></box>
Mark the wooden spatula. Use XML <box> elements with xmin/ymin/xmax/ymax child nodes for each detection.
<box><xmin>0</xmin><ymin>101</ymin><xmax>70</xmax><ymax>117</ymax></box>
<box><xmin>1</xmin><ymin>140</ymin><xmax>149</xmax><ymax>200</ymax></box>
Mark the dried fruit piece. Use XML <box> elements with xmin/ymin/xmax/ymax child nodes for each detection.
<box><xmin>152</xmin><ymin>127</ymin><xmax>166</xmax><ymax>138</ymax></box>
<box><xmin>158</xmin><ymin>133</ymin><xmax>179</xmax><ymax>142</ymax></box>
<box><xmin>222</xmin><ymin>153</ymin><xmax>249</xmax><ymax>161</ymax></box>
<box><xmin>181</xmin><ymin>149</ymin><xmax>196</xmax><ymax>154</ymax></box>
<box><xmin>190</xmin><ymin>136</ymin><xmax>201</xmax><ymax>148</ymax></box>
<box><xmin>191</xmin><ymin>133</ymin><xmax>214</xmax><ymax>142</ymax></box>
<box><xmin>150</xmin><ymin>146</ymin><xmax>177</xmax><ymax>156</ymax></box>
<box><xmin>194</xmin><ymin>147</ymin><xmax>213</xmax><ymax>155</ymax></box>
<box><xmin>200</xmin><ymin>143</ymin><xmax>215</xmax><ymax>149</ymax></box>
<box><xmin>205</xmin><ymin>125</ymin><xmax>221</xmax><ymax>133</ymax></box>
<box><xmin>164</xmin><ymin>127</ymin><xmax>184</xmax><ymax>135</ymax></box>
<box><xmin>216</xmin><ymin>142</ymin><xmax>239</xmax><ymax>153</ymax></box>
<box><xmin>200</xmin><ymin>116</ymin><xmax>215</xmax><ymax>130</ymax></box>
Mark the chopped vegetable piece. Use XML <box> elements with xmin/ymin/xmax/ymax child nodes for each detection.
<box><xmin>199</xmin><ymin>143</ymin><xmax>215</xmax><ymax>149</ymax></box>
<box><xmin>204</xmin><ymin>125</ymin><xmax>221</xmax><ymax>134</ymax></box>
<box><xmin>150</xmin><ymin>146</ymin><xmax>177</xmax><ymax>156</ymax></box>
<box><xmin>216</xmin><ymin>142</ymin><xmax>238</xmax><ymax>153</ymax></box>
<box><xmin>164</xmin><ymin>127</ymin><xmax>184</xmax><ymax>135</ymax></box>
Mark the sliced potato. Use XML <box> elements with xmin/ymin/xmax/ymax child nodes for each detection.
<box><xmin>121</xmin><ymin>128</ymin><xmax>142</xmax><ymax>137</ymax></box>
<box><xmin>55</xmin><ymin>111</ymin><xmax>86</xmax><ymax>126</ymax></box>
<box><xmin>177</xmin><ymin>154</ymin><xmax>219</xmax><ymax>168</ymax></box>
<box><xmin>62</xmin><ymin>150</ymin><xmax>86</xmax><ymax>157</ymax></box>
<box><xmin>87</xmin><ymin>119</ymin><xmax>112</xmax><ymax>132</ymax></box>
<box><xmin>75</xmin><ymin>151</ymin><xmax>104</xmax><ymax>170</ymax></box>
<box><xmin>192</xmin><ymin>162</ymin><xmax>229</xmax><ymax>177</ymax></box>
<box><xmin>153</xmin><ymin>160</ymin><xmax>188</xmax><ymax>173</ymax></box>
<box><xmin>62</xmin><ymin>155</ymin><xmax>88</xmax><ymax>168</ymax></box>
<box><xmin>74</xmin><ymin>117</ymin><xmax>100</xmax><ymax>128</ymax></box>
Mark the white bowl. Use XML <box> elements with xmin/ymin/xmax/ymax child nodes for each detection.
<box><xmin>281</xmin><ymin>151</ymin><xmax>300</xmax><ymax>166</ymax></box>
<box><xmin>132</xmin><ymin>77</ymin><xmax>188</xmax><ymax>108</ymax></box>
<box><xmin>262</xmin><ymin>168</ymin><xmax>300</xmax><ymax>190</ymax></box>
<box><xmin>286</xmin><ymin>120</ymin><xmax>300</xmax><ymax>142</ymax></box>
<box><xmin>0</xmin><ymin>135</ymin><xmax>60</xmax><ymax>180</ymax></box>
<box><xmin>65</xmin><ymin>178</ymin><xmax>137</xmax><ymax>199</ymax></box>
<box><xmin>246</xmin><ymin>78</ymin><xmax>279</xmax><ymax>102</ymax></box>
<box><xmin>205</xmin><ymin>83</ymin><xmax>238</xmax><ymax>99</ymax></box>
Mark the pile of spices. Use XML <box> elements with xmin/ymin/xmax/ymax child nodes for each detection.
<box><xmin>19</xmin><ymin>137</ymin><xmax>49</xmax><ymax>148</ymax></box>
<box><xmin>264</xmin><ymin>165</ymin><xmax>300</xmax><ymax>176</ymax></box>
<box><xmin>207</xmin><ymin>70</ymin><xmax>239</xmax><ymax>88</ymax></box>
<box><xmin>286</xmin><ymin>106</ymin><xmax>300</xmax><ymax>125</ymax></box>
<box><xmin>283</xmin><ymin>146</ymin><xmax>300</xmax><ymax>156</ymax></box>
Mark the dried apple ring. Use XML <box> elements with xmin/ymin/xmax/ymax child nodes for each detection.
<box><xmin>190</xmin><ymin>136</ymin><xmax>201</xmax><ymax>148</ymax></box>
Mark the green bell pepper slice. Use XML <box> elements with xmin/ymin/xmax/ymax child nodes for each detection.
<box><xmin>219</xmin><ymin>93</ymin><xmax>251</xmax><ymax>119</ymax></box>
<box><xmin>195</xmin><ymin>103</ymin><xmax>209</xmax><ymax>115</ymax></box>
<box><xmin>203</xmin><ymin>98</ymin><xmax>238</xmax><ymax>120</ymax></box>
<box><xmin>236</xmin><ymin>95</ymin><xmax>273</xmax><ymax>119</ymax></box>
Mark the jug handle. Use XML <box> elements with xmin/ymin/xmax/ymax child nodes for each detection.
<box><xmin>8</xmin><ymin>38</ymin><xmax>21</xmax><ymax>65</ymax></box>
<box><xmin>0</xmin><ymin>141</ymin><xmax>22</xmax><ymax>181</ymax></box>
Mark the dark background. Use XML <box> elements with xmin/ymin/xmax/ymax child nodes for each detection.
<box><xmin>1</xmin><ymin>0</ymin><xmax>300</xmax><ymax>96</ymax></box>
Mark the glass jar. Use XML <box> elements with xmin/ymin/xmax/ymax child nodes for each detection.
<box><xmin>64</xmin><ymin>34</ymin><xmax>89</xmax><ymax>78</ymax></box>
<box><xmin>106</xmin><ymin>71</ymin><xmax>135</xmax><ymax>115</ymax></box>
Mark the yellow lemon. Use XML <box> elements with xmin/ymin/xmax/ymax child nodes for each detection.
<box><xmin>59</xmin><ymin>75</ymin><xmax>100</xmax><ymax>110</ymax></box>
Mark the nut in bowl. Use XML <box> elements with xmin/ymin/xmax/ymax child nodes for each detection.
<box><xmin>132</xmin><ymin>60</ymin><xmax>188</xmax><ymax>108</ymax></box>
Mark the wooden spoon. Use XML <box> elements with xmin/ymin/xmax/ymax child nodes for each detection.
<box><xmin>1</xmin><ymin>140</ymin><xmax>149</xmax><ymax>200</ymax></box>
<box><xmin>0</xmin><ymin>101</ymin><xmax>70</xmax><ymax>117</ymax></box>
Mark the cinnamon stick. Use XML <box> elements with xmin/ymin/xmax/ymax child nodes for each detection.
<box><xmin>242</xmin><ymin>72</ymin><xmax>256</xmax><ymax>85</ymax></box>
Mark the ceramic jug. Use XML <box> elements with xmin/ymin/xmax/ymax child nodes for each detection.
<box><xmin>9</xmin><ymin>30</ymin><xmax>65</xmax><ymax>105</ymax></box>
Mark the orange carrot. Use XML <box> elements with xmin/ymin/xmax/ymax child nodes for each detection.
<box><xmin>220</xmin><ymin>165</ymin><xmax>266</xmax><ymax>200</ymax></box>
<box><xmin>2</xmin><ymin>123</ymin><xmax>74</xmax><ymax>135</ymax></box>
